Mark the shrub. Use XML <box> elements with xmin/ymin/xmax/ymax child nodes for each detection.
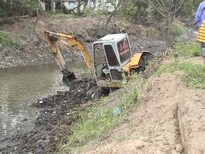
<box><xmin>171</xmin><ymin>21</ymin><xmax>187</xmax><ymax>36</ymax></box>
<box><xmin>0</xmin><ymin>30</ymin><xmax>22</xmax><ymax>51</ymax></box>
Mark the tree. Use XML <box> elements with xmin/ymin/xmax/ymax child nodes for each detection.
<box><xmin>144</xmin><ymin>0</ymin><xmax>185</xmax><ymax>46</ymax></box>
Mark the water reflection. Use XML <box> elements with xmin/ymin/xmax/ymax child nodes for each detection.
<box><xmin>0</xmin><ymin>62</ymin><xmax>90</xmax><ymax>137</ymax></box>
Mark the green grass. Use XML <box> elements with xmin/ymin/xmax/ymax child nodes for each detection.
<box><xmin>157</xmin><ymin>60</ymin><xmax>205</xmax><ymax>89</ymax></box>
<box><xmin>173</xmin><ymin>42</ymin><xmax>200</xmax><ymax>58</ymax></box>
<box><xmin>171</xmin><ymin>21</ymin><xmax>187</xmax><ymax>36</ymax></box>
<box><xmin>157</xmin><ymin>42</ymin><xmax>205</xmax><ymax>89</ymax></box>
<box><xmin>60</xmin><ymin>86</ymin><xmax>139</xmax><ymax>152</ymax></box>
<box><xmin>180</xmin><ymin>62</ymin><xmax>205</xmax><ymax>89</ymax></box>
<box><xmin>0</xmin><ymin>30</ymin><xmax>22</xmax><ymax>51</ymax></box>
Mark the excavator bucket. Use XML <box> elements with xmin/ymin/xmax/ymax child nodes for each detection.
<box><xmin>62</xmin><ymin>69</ymin><xmax>76</xmax><ymax>86</ymax></box>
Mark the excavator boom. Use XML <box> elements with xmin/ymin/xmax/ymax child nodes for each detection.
<box><xmin>44</xmin><ymin>31</ymin><xmax>93</xmax><ymax>84</ymax></box>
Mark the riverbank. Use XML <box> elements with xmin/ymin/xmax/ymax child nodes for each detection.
<box><xmin>1</xmin><ymin>15</ymin><xmax>203</xmax><ymax>153</ymax></box>
<box><xmin>0</xmin><ymin>15</ymin><xmax>167</xmax><ymax>69</ymax></box>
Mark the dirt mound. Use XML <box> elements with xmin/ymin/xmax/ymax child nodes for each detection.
<box><xmin>81</xmin><ymin>73</ymin><xmax>205</xmax><ymax>153</ymax></box>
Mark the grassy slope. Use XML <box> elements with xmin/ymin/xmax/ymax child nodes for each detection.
<box><xmin>59</xmin><ymin>41</ymin><xmax>205</xmax><ymax>153</ymax></box>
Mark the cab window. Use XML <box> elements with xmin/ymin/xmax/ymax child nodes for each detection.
<box><xmin>93</xmin><ymin>43</ymin><xmax>105</xmax><ymax>66</ymax></box>
<box><xmin>117</xmin><ymin>38</ymin><xmax>131</xmax><ymax>63</ymax></box>
<box><xmin>104</xmin><ymin>45</ymin><xmax>119</xmax><ymax>66</ymax></box>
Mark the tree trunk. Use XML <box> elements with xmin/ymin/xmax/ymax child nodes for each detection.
<box><xmin>77</xmin><ymin>0</ymin><xmax>81</xmax><ymax>15</ymax></box>
<box><xmin>165</xmin><ymin>13</ymin><xmax>172</xmax><ymax>47</ymax></box>
<box><xmin>51</xmin><ymin>0</ymin><xmax>55</xmax><ymax>11</ymax></box>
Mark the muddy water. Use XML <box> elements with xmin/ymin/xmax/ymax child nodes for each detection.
<box><xmin>0</xmin><ymin>62</ymin><xmax>89</xmax><ymax>138</ymax></box>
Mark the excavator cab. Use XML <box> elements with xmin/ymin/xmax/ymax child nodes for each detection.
<box><xmin>93</xmin><ymin>33</ymin><xmax>139</xmax><ymax>88</ymax></box>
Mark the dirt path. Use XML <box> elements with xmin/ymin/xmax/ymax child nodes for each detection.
<box><xmin>81</xmin><ymin>73</ymin><xmax>205</xmax><ymax>153</ymax></box>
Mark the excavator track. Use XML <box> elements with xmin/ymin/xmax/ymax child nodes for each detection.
<box><xmin>134</xmin><ymin>52</ymin><xmax>153</xmax><ymax>73</ymax></box>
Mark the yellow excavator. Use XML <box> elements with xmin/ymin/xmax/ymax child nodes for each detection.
<box><xmin>44</xmin><ymin>31</ymin><xmax>152</xmax><ymax>97</ymax></box>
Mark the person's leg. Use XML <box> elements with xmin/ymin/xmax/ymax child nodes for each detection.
<box><xmin>201</xmin><ymin>43</ymin><xmax>205</xmax><ymax>64</ymax></box>
<box><xmin>203</xmin><ymin>56</ymin><xmax>205</xmax><ymax>64</ymax></box>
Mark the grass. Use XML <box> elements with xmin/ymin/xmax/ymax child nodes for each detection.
<box><xmin>157</xmin><ymin>42</ymin><xmax>205</xmax><ymax>89</ymax></box>
<box><xmin>171</xmin><ymin>21</ymin><xmax>187</xmax><ymax>36</ymax></box>
<box><xmin>0</xmin><ymin>30</ymin><xmax>22</xmax><ymax>51</ymax></box>
<box><xmin>158</xmin><ymin>61</ymin><xmax>205</xmax><ymax>89</ymax></box>
<box><xmin>173</xmin><ymin>42</ymin><xmax>200</xmax><ymax>58</ymax></box>
<box><xmin>60</xmin><ymin>82</ymin><xmax>139</xmax><ymax>153</ymax></box>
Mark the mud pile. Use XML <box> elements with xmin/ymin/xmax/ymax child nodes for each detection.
<box><xmin>0</xmin><ymin>79</ymin><xmax>96</xmax><ymax>153</ymax></box>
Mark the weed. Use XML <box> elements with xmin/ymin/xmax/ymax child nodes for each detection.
<box><xmin>171</xmin><ymin>21</ymin><xmax>187</xmax><ymax>36</ymax></box>
<box><xmin>180</xmin><ymin>63</ymin><xmax>205</xmax><ymax>89</ymax></box>
<box><xmin>158</xmin><ymin>61</ymin><xmax>205</xmax><ymax>89</ymax></box>
<box><xmin>60</xmin><ymin>87</ymin><xmax>138</xmax><ymax>152</ymax></box>
<box><xmin>0</xmin><ymin>30</ymin><xmax>22</xmax><ymax>51</ymax></box>
<box><xmin>173</xmin><ymin>42</ymin><xmax>200</xmax><ymax>58</ymax></box>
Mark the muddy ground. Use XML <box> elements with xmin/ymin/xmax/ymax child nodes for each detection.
<box><xmin>0</xmin><ymin>15</ymin><xmax>198</xmax><ymax>153</ymax></box>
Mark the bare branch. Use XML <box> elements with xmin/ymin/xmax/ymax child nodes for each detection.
<box><xmin>170</xmin><ymin>0</ymin><xmax>185</xmax><ymax>15</ymax></box>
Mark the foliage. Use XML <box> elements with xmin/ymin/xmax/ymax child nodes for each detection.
<box><xmin>60</xmin><ymin>87</ymin><xmax>139</xmax><ymax>152</ymax></box>
<box><xmin>157</xmin><ymin>43</ymin><xmax>205</xmax><ymax>89</ymax></box>
<box><xmin>0</xmin><ymin>30</ymin><xmax>22</xmax><ymax>51</ymax></box>
<box><xmin>158</xmin><ymin>61</ymin><xmax>205</xmax><ymax>89</ymax></box>
<box><xmin>171</xmin><ymin>21</ymin><xmax>187</xmax><ymax>36</ymax></box>
<box><xmin>173</xmin><ymin>42</ymin><xmax>200</xmax><ymax>57</ymax></box>
<box><xmin>180</xmin><ymin>0</ymin><xmax>194</xmax><ymax>17</ymax></box>
<box><xmin>181</xmin><ymin>63</ymin><xmax>205</xmax><ymax>89</ymax></box>
<box><xmin>0</xmin><ymin>0</ymin><xmax>41</xmax><ymax>17</ymax></box>
<box><xmin>117</xmin><ymin>0</ymin><xmax>148</xmax><ymax>22</ymax></box>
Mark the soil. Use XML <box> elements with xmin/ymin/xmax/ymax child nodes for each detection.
<box><xmin>81</xmin><ymin>70</ymin><xmax>205</xmax><ymax>153</ymax></box>
<box><xmin>0</xmin><ymin>15</ymin><xmax>202</xmax><ymax>153</ymax></box>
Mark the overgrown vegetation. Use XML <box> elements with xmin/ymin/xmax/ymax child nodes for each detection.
<box><xmin>60</xmin><ymin>80</ymin><xmax>140</xmax><ymax>152</ymax></box>
<box><xmin>157</xmin><ymin>42</ymin><xmax>205</xmax><ymax>89</ymax></box>
<box><xmin>0</xmin><ymin>30</ymin><xmax>22</xmax><ymax>51</ymax></box>
<box><xmin>171</xmin><ymin>21</ymin><xmax>187</xmax><ymax>36</ymax></box>
<box><xmin>173</xmin><ymin>42</ymin><xmax>200</xmax><ymax>57</ymax></box>
<box><xmin>0</xmin><ymin>0</ymin><xmax>40</xmax><ymax>17</ymax></box>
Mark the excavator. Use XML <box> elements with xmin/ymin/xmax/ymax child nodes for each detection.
<box><xmin>44</xmin><ymin>31</ymin><xmax>152</xmax><ymax>98</ymax></box>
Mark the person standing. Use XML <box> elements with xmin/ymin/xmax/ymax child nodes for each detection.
<box><xmin>195</xmin><ymin>0</ymin><xmax>205</xmax><ymax>64</ymax></box>
<box><xmin>195</xmin><ymin>0</ymin><xmax>205</xmax><ymax>29</ymax></box>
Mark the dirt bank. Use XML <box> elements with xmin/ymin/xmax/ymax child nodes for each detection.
<box><xmin>0</xmin><ymin>15</ymin><xmax>166</xmax><ymax>69</ymax></box>
<box><xmin>80</xmin><ymin>71</ymin><xmax>205</xmax><ymax>153</ymax></box>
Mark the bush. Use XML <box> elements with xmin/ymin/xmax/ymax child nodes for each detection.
<box><xmin>117</xmin><ymin>0</ymin><xmax>148</xmax><ymax>22</ymax></box>
<box><xmin>0</xmin><ymin>30</ymin><xmax>22</xmax><ymax>51</ymax></box>
<box><xmin>0</xmin><ymin>0</ymin><xmax>42</xmax><ymax>17</ymax></box>
<box><xmin>171</xmin><ymin>21</ymin><xmax>187</xmax><ymax>36</ymax></box>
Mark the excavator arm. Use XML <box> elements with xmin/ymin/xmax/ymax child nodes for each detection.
<box><xmin>44</xmin><ymin>31</ymin><xmax>93</xmax><ymax>84</ymax></box>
